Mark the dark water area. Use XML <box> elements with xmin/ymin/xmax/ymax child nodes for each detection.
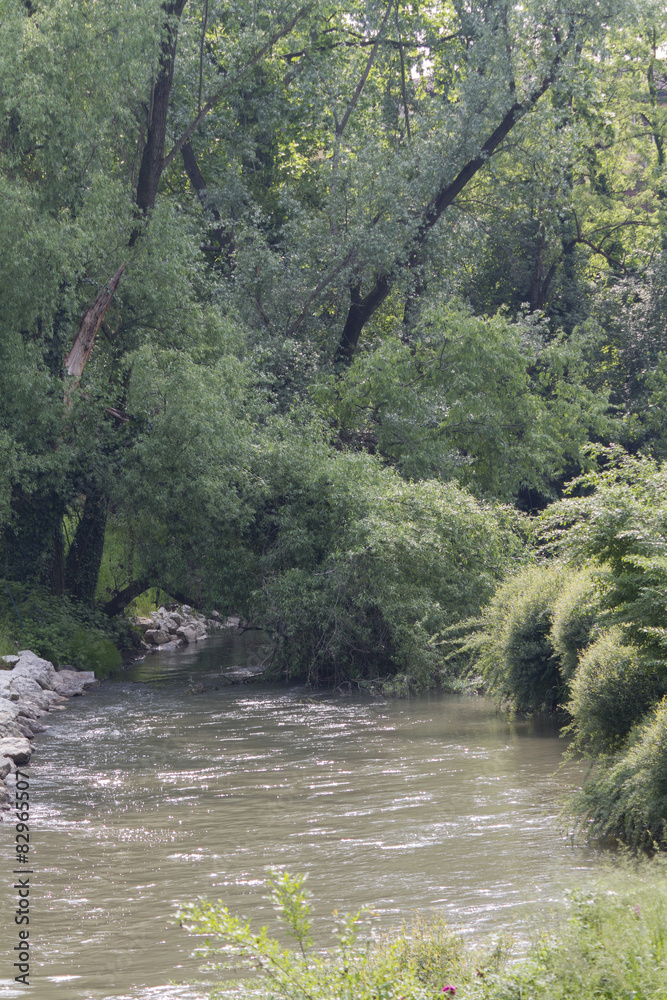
<box><xmin>0</xmin><ymin>635</ymin><xmax>601</xmax><ymax>1000</ymax></box>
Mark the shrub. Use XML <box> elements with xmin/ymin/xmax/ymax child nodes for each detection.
<box><xmin>467</xmin><ymin>563</ymin><xmax>569</xmax><ymax>712</ymax></box>
<box><xmin>550</xmin><ymin>567</ymin><xmax>603</xmax><ymax>680</ymax></box>
<box><xmin>0</xmin><ymin>580</ymin><xmax>127</xmax><ymax>673</ymax></box>
<box><xmin>256</xmin><ymin>457</ymin><xmax>524</xmax><ymax>690</ymax></box>
<box><xmin>67</xmin><ymin>628</ymin><xmax>122</xmax><ymax>678</ymax></box>
<box><xmin>180</xmin><ymin>865</ymin><xmax>667</xmax><ymax>1000</ymax></box>
<box><xmin>568</xmin><ymin>699</ymin><xmax>667</xmax><ymax>851</ymax></box>
<box><xmin>538</xmin><ymin>453</ymin><xmax>667</xmax><ymax>659</ymax></box>
<box><xmin>566</xmin><ymin>628</ymin><xmax>666</xmax><ymax>755</ymax></box>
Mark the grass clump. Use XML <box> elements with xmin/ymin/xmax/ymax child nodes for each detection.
<box><xmin>181</xmin><ymin>865</ymin><xmax>667</xmax><ymax>1000</ymax></box>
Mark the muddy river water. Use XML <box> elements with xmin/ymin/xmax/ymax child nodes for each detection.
<box><xmin>0</xmin><ymin>634</ymin><xmax>602</xmax><ymax>999</ymax></box>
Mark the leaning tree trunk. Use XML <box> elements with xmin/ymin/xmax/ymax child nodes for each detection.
<box><xmin>135</xmin><ymin>0</ymin><xmax>188</xmax><ymax>216</ymax></box>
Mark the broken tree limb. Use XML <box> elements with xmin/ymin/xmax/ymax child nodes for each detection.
<box><xmin>64</xmin><ymin>263</ymin><xmax>126</xmax><ymax>378</ymax></box>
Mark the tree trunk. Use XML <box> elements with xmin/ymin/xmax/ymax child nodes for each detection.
<box><xmin>65</xmin><ymin>491</ymin><xmax>108</xmax><ymax>605</ymax></box>
<box><xmin>135</xmin><ymin>1</ymin><xmax>189</xmax><ymax>216</ymax></box>
<box><xmin>51</xmin><ymin>523</ymin><xmax>65</xmax><ymax>596</ymax></box>
<box><xmin>334</xmin><ymin>29</ymin><xmax>575</xmax><ymax>366</ymax></box>
<box><xmin>335</xmin><ymin>277</ymin><xmax>390</xmax><ymax>366</ymax></box>
<box><xmin>102</xmin><ymin>578</ymin><xmax>151</xmax><ymax>617</ymax></box>
<box><xmin>182</xmin><ymin>141</ymin><xmax>233</xmax><ymax>254</ymax></box>
<box><xmin>64</xmin><ymin>263</ymin><xmax>125</xmax><ymax>378</ymax></box>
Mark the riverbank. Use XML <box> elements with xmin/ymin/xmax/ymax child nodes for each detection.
<box><xmin>132</xmin><ymin>603</ymin><xmax>241</xmax><ymax>652</ymax></box>
<box><xmin>0</xmin><ymin>650</ymin><xmax>98</xmax><ymax>810</ymax></box>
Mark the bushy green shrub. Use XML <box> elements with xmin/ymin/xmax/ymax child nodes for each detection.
<box><xmin>567</xmin><ymin>628</ymin><xmax>666</xmax><ymax>755</ymax></box>
<box><xmin>467</xmin><ymin>563</ymin><xmax>569</xmax><ymax>711</ymax></box>
<box><xmin>67</xmin><ymin>628</ymin><xmax>122</xmax><ymax>678</ymax></box>
<box><xmin>569</xmin><ymin>699</ymin><xmax>667</xmax><ymax>851</ymax></box>
<box><xmin>0</xmin><ymin>580</ymin><xmax>127</xmax><ymax>673</ymax></box>
<box><xmin>180</xmin><ymin>865</ymin><xmax>667</xmax><ymax>1000</ymax></box>
<box><xmin>539</xmin><ymin>453</ymin><xmax>667</xmax><ymax>659</ymax></box>
<box><xmin>255</xmin><ymin>454</ymin><xmax>524</xmax><ymax>690</ymax></box>
<box><xmin>550</xmin><ymin>567</ymin><xmax>603</xmax><ymax>680</ymax></box>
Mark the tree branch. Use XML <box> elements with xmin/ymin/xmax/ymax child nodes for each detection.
<box><xmin>163</xmin><ymin>6</ymin><xmax>312</xmax><ymax>172</ymax></box>
<box><xmin>335</xmin><ymin>20</ymin><xmax>577</xmax><ymax>366</ymax></box>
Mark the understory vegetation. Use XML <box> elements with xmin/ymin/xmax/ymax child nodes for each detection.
<box><xmin>2</xmin><ymin>0</ymin><xmax>667</xmax><ymax>845</ymax></box>
<box><xmin>181</xmin><ymin>866</ymin><xmax>667</xmax><ymax>1000</ymax></box>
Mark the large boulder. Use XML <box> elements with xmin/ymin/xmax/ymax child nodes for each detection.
<box><xmin>8</xmin><ymin>676</ymin><xmax>51</xmax><ymax>711</ymax></box>
<box><xmin>14</xmin><ymin>651</ymin><xmax>58</xmax><ymax>690</ymax></box>
<box><xmin>0</xmin><ymin>673</ymin><xmax>16</xmax><ymax>700</ymax></box>
<box><xmin>144</xmin><ymin>629</ymin><xmax>172</xmax><ymax>645</ymax></box>
<box><xmin>163</xmin><ymin>617</ymin><xmax>183</xmax><ymax>634</ymax></box>
<box><xmin>176</xmin><ymin>623</ymin><xmax>206</xmax><ymax>643</ymax></box>
<box><xmin>0</xmin><ymin>721</ymin><xmax>24</xmax><ymax>740</ymax></box>
<box><xmin>0</xmin><ymin>702</ymin><xmax>20</xmax><ymax>724</ymax></box>
<box><xmin>51</xmin><ymin>669</ymin><xmax>96</xmax><ymax>698</ymax></box>
<box><xmin>0</xmin><ymin>737</ymin><xmax>32</xmax><ymax>765</ymax></box>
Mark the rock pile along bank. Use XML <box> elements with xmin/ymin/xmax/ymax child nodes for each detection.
<box><xmin>0</xmin><ymin>650</ymin><xmax>97</xmax><ymax>813</ymax></box>
<box><xmin>134</xmin><ymin>604</ymin><xmax>239</xmax><ymax>650</ymax></box>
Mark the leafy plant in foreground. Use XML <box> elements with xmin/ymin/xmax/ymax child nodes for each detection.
<box><xmin>180</xmin><ymin>864</ymin><xmax>667</xmax><ymax>1000</ymax></box>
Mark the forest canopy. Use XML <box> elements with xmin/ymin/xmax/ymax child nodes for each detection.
<box><xmin>0</xmin><ymin>0</ymin><xmax>665</xmax><ymax>673</ymax></box>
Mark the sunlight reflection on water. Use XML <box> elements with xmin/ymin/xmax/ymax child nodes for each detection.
<box><xmin>0</xmin><ymin>636</ymin><xmax>603</xmax><ymax>1000</ymax></box>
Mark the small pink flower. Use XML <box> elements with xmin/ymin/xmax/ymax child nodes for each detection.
<box><xmin>442</xmin><ymin>987</ymin><xmax>456</xmax><ymax>996</ymax></box>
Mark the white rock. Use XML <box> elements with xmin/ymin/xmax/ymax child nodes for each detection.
<box><xmin>14</xmin><ymin>651</ymin><xmax>58</xmax><ymax>690</ymax></box>
<box><xmin>0</xmin><ymin>721</ymin><xmax>24</xmax><ymax>740</ymax></box>
<box><xmin>0</xmin><ymin>702</ymin><xmax>19</xmax><ymax>723</ymax></box>
<box><xmin>0</xmin><ymin>737</ymin><xmax>32</xmax><ymax>765</ymax></box>
<box><xmin>144</xmin><ymin>629</ymin><xmax>171</xmax><ymax>644</ymax></box>
<box><xmin>9</xmin><ymin>676</ymin><xmax>50</xmax><ymax>711</ymax></box>
<box><xmin>176</xmin><ymin>623</ymin><xmax>199</xmax><ymax>643</ymax></box>
<box><xmin>51</xmin><ymin>670</ymin><xmax>97</xmax><ymax>697</ymax></box>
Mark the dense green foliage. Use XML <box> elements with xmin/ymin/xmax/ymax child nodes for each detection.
<box><xmin>1</xmin><ymin>0</ymin><xmax>667</xmax><ymax>842</ymax></box>
<box><xmin>315</xmin><ymin>304</ymin><xmax>611</xmax><ymax>499</ymax></box>
<box><xmin>254</xmin><ymin>462</ymin><xmax>521</xmax><ymax>687</ymax></box>
<box><xmin>567</xmin><ymin>628</ymin><xmax>666</xmax><ymax>754</ymax></box>
<box><xmin>180</xmin><ymin>865</ymin><xmax>667</xmax><ymax>1000</ymax></box>
<box><xmin>550</xmin><ymin>568</ymin><xmax>603</xmax><ymax>680</ymax></box>
<box><xmin>464</xmin><ymin>564</ymin><xmax>570</xmax><ymax>712</ymax></box>
<box><xmin>570</xmin><ymin>700</ymin><xmax>667</xmax><ymax>851</ymax></box>
<box><xmin>0</xmin><ymin>581</ymin><xmax>128</xmax><ymax>675</ymax></box>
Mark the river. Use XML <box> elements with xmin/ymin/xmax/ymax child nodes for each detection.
<box><xmin>0</xmin><ymin>635</ymin><xmax>601</xmax><ymax>1000</ymax></box>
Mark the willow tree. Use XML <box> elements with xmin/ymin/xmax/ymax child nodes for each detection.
<box><xmin>0</xmin><ymin>0</ymin><xmax>312</xmax><ymax>599</ymax></box>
